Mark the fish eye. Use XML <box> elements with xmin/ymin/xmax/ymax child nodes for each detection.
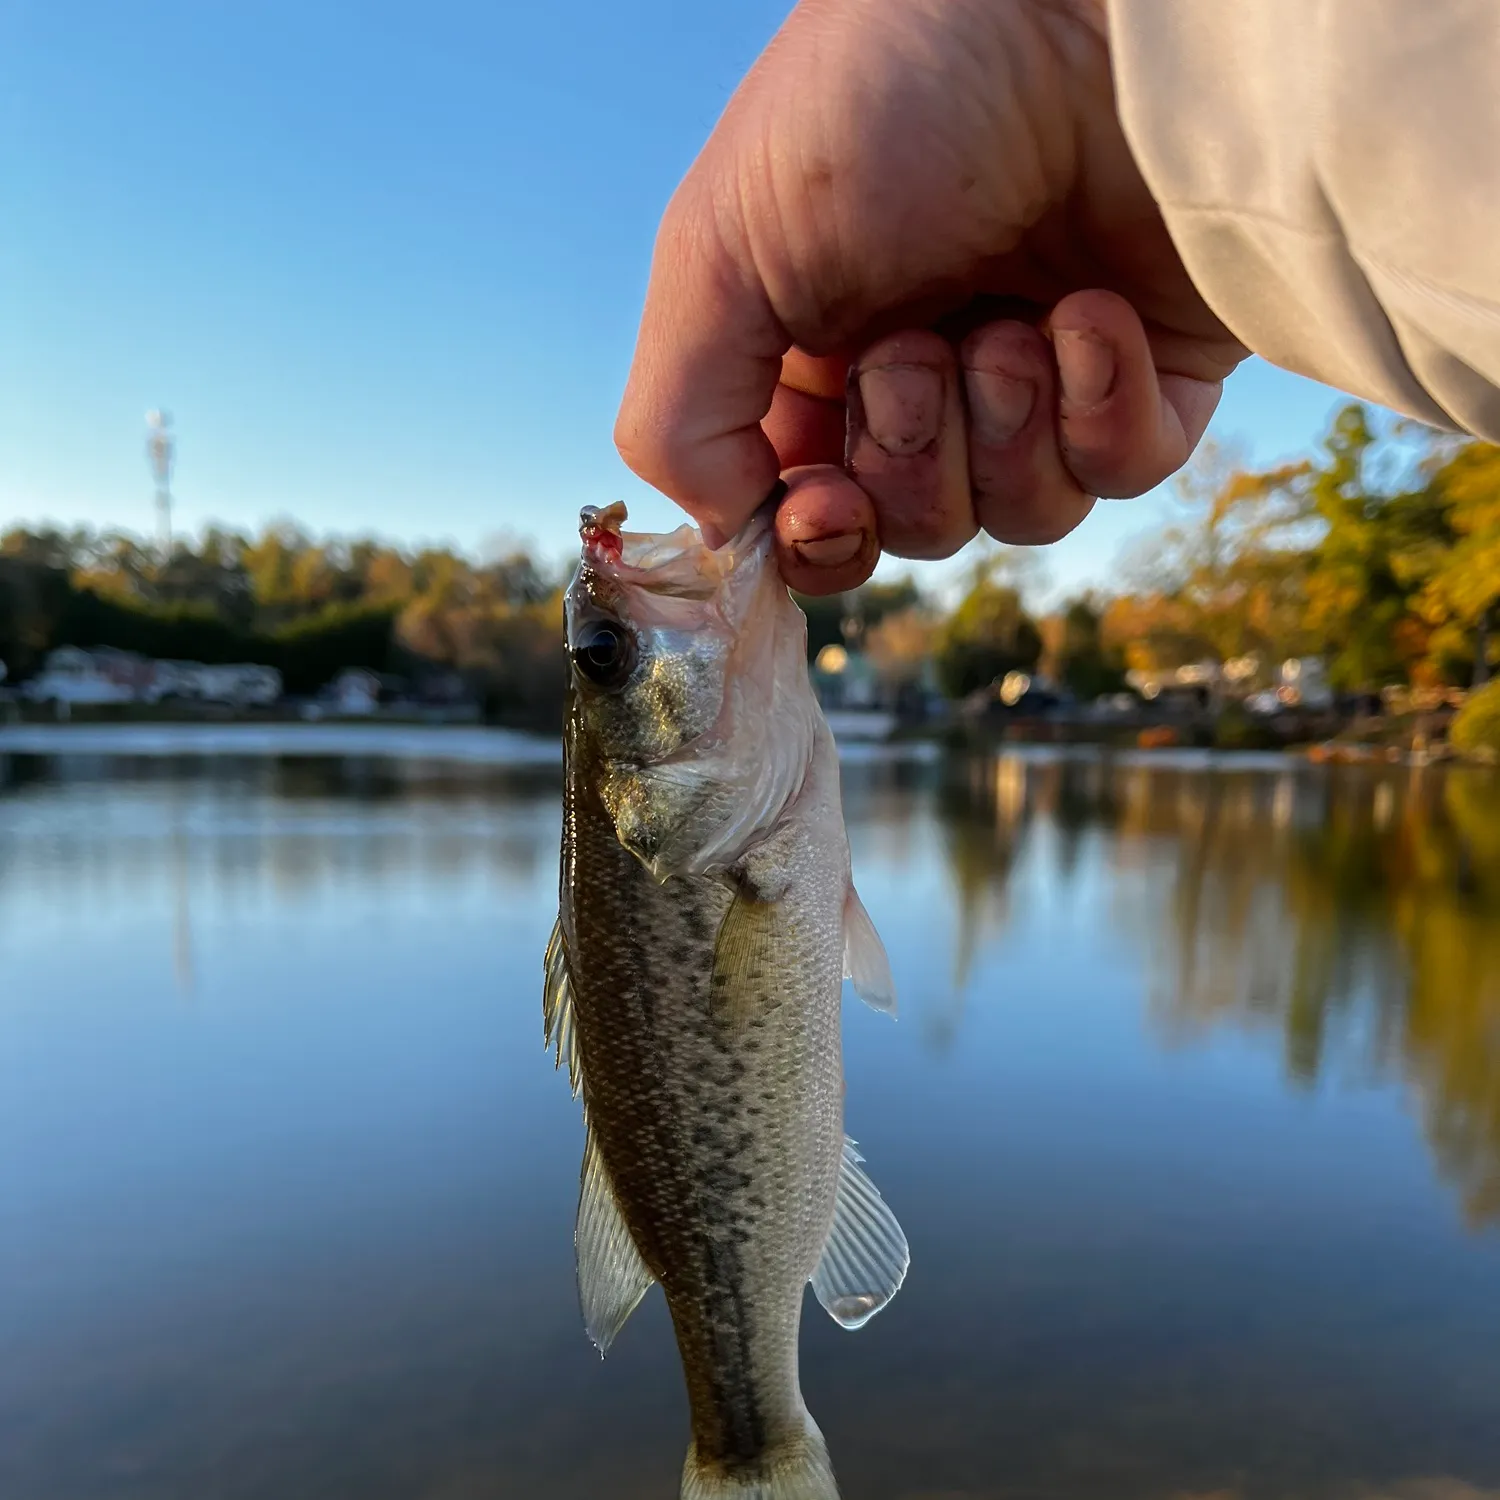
<box><xmin>571</xmin><ymin>619</ymin><xmax>636</xmax><ymax>690</ymax></box>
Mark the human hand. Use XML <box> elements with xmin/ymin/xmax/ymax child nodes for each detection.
<box><xmin>615</xmin><ymin>0</ymin><xmax>1247</xmax><ymax>594</ymax></box>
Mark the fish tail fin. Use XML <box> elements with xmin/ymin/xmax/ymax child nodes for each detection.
<box><xmin>680</xmin><ymin>1416</ymin><xmax>839</xmax><ymax>1500</ymax></box>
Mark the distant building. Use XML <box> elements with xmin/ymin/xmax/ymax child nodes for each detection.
<box><xmin>21</xmin><ymin>647</ymin><xmax>282</xmax><ymax>708</ymax></box>
<box><xmin>324</xmin><ymin>667</ymin><xmax>382</xmax><ymax>716</ymax></box>
<box><xmin>412</xmin><ymin>669</ymin><xmax>470</xmax><ymax>707</ymax></box>
<box><xmin>23</xmin><ymin>646</ymin><xmax>153</xmax><ymax>705</ymax></box>
<box><xmin>1125</xmin><ymin>655</ymin><xmax>1337</xmax><ymax>716</ymax></box>
<box><xmin>1279</xmin><ymin>657</ymin><xmax>1333</xmax><ymax>709</ymax></box>
<box><xmin>155</xmin><ymin>660</ymin><xmax>282</xmax><ymax>706</ymax></box>
<box><xmin>205</xmin><ymin>663</ymin><xmax>280</xmax><ymax>706</ymax></box>
<box><xmin>1127</xmin><ymin>659</ymin><xmax>1222</xmax><ymax>700</ymax></box>
<box><xmin>811</xmin><ymin>645</ymin><xmax>881</xmax><ymax>710</ymax></box>
<box><xmin>961</xmin><ymin>670</ymin><xmax>1072</xmax><ymax>721</ymax></box>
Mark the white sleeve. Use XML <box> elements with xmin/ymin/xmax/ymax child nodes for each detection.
<box><xmin>1108</xmin><ymin>0</ymin><xmax>1500</xmax><ymax>440</ymax></box>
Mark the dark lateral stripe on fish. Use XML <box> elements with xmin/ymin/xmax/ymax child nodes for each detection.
<box><xmin>701</xmin><ymin>1239</ymin><xmax>767</xmax><ymax>1464</ymax></box>
<box><xmin>556</xmin><ymin>504</ymin><xmax>905</xmax><ymax>1500</ymax></box>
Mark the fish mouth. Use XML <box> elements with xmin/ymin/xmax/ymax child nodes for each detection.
<box><xmin>575</xmin><ymin>501</ymin><xmax>774</xmax><ymax>599</ymax></box>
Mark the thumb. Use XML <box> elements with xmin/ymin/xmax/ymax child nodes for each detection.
<box><xmin>614</xmin><ymin>183</ymin><xmax>791</xmax><ymax>546</ymax></box>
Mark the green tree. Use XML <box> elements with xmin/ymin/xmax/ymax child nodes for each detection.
<box><xmin>0</xmin><ymin>553</ymin><xmax>72</xmax><ymax>679</ymax></box>
<box><xmin>1049</xmin><ymin>596</ymin><xmax>1128</xmax><ymax>700</ymax></box>
<box><xmin>1407</xmin><ymin>441</ymin><xmax>1500</xmax><ymax>687</ymax></box>
<box><xmin>1303</xmin><ymin>404</ymin><xmax>1451</xmax><ymax>689</ymax></box>
<box><xmin>933</xmin><ymin>556</ymin><xmax>1042</xmax><ymax>698</ymax></box>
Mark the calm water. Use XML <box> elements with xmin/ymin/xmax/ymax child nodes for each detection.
<box><xmin>3</xmin><ymin>739</ymin><xmax>1500</xmax><ymax>1500</ymax></box>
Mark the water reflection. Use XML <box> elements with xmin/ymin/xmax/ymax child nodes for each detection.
<box><xmin>0</xmin><ymin>755</ymin><xmax>559</xmax><ymax>940</ymax></box>
<box><xmin>938</xmin><ymin>752</ymin><xmax>1500</xmax><ymax>1228</ymax></box>
<box><xmin>5</xmin><ymin>750</ymin><xmax>1500</xmax><ymax>1223</ymax></box>
<box><xmin>2</xmin><ymin>746</ymin><xmax>1499</xmax><ymax>1499</ymax></box>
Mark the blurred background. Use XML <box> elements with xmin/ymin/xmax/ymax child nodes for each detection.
<box><xmin>2</xmin><ymin>3</ymin><xmax>1500</xmax><ymax>1499</ymax></box>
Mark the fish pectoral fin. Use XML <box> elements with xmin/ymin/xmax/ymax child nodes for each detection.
<box><xmin>810</xmin><ymin>1136</ymin><xmax>909</xmax><ymax>1331</ymax></box>
<box><xmin>543</xmin><ymin>917</ymin><xmax>582</xmax><ymax>1096</ymax></box>
<box><xmin>711</xmin><ymin>888</ymin><xmax>785</xmax><ymax>1027</ymax></box>
<box><xmin>843</xmin><ymin>886</ymin><xmax>896</xmax><ymax>1016</ymax></box>
<box><xmin>577</xmin><ymin>1121</ymin><xmax>656</xmax><ymax>1356</ymax></box>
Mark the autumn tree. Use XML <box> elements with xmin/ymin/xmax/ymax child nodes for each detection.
<box><xmin>1406</xmin><ymin>441</ymin><xmax>1500</xmax><ymax>687</ymax></box>
<box><xmin>1112</xmin><ymin>438</ymin><xmax>1316</xmax><ymax>678</ymax></box>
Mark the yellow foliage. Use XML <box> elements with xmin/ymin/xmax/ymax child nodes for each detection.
<box><xmin>1452</xmin><ymin>681</ymin><xmax>1500</xmax><ymax>757</ymax></box>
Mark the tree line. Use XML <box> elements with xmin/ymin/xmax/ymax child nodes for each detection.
<box><xmin>0</xmin><ymin>524</ymin><xmax>565</xmax><ymax>725</ymax></box>
<box><xmin>2</xmin><ymin>402</ymin><xmax>1498</xmax><ymax>734</ymax></box>
<box><xmin>813</xmin><ymin>404</ymin><xmax>1499</xmax><ymax>714</ymax></box>
<box><xmin>1102</xmin><ymin>404</ymin><xmax>1500</xmax><ymax>693</ymax></box>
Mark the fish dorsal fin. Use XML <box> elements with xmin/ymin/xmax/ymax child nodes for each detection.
<box><xmin>577</xmin><ymin>1121</ymin><xmax>656</xmax><ymax>1355</ymax></box>
<box><xmin>543</xmin><ymin>917</ymin><xmax>582</xmax><ymax>1096</ymax></box>
<box><xmin>843</xmin><ymin>887</ymin><xmax>896</xmax><ymax>1016</ymax></box>
<box><xmin>811</xmin><ymin>1136</ymin><xmax>909</xmax><ymax>1330</ymax></box>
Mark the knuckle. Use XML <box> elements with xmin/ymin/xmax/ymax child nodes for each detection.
<box><xmin>611</xmin><ymin>412</ymin><xmax>661</xmax><ymax>487</ymax></box>
<box><xmin>1065</xmin><ymin>444</ymin><xmax>1167</xmax><ymax>500</ymax></box>
<box><xmin>976</xmin><ymin>486</ymin><xmax>1094</xmax><ymax>546</ymax></box>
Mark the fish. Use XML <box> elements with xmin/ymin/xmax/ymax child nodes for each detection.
<box><xmin>543</xmin><ymin>498</ymin><xmax>909</xmax><ymax>1500</ymax></box>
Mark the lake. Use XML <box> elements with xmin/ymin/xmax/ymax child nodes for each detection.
<box><xmin>2</xmin><ymin>732</ymin><xmax>1499</xmax><ymax>1500</ymax></box>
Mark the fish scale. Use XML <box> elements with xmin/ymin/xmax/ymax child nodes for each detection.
<box><xmin>568</xmin><ymin>738</ymin><xmax>839</xmax><ymax>1464</ymax></box>
<box><xmin>547</xmin><ymin>501</ymin><xmax>909</xmax><ymax>1499</ymax></box>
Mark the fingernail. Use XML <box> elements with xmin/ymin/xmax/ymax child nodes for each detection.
<box><xmin>1054</xmin><ymin>329</ymin><xmax>1116</xmax><ymax>408</ymax></box>
<box><xmin>791</xmin><ymin>532</ymin><xmax>865</xmax><ymax>568</ymax></box>
<box><xmin>965</xmin><ymin>369</ymin><xmax>1036</xmax><ymax>443</ymax></box>
<box><xmin>856</xmin><ymin>364</ymin><xmax>943</xmax><ymax>456</ymax></box>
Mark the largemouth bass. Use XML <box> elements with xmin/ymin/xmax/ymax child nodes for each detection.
<box><xmin>544</xmin><ymin>499</ymin><xmax>909</xmax><ymax>1500</ymax></box>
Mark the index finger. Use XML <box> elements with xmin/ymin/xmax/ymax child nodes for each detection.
<box><xmin>613</xmin><ymin>184</ymin><xmax>791</xmax><ymax>546</ymax></box>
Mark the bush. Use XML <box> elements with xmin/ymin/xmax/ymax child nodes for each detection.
<box><xmin>0</xmin><ymin>557</ymin><xmax>72</xmax><ymax>679</ymax></box>
<box><xmin>57</xmin><ymin>590</ymin><xmax>252</xmax><ymax>663</ymax></box>
<box><xmin>270</xmin><ymin>604</ymin><xmax>398</xmax><ymax>694</ymax></box>
<box><xmin>1061</xmin><ymin>648</ymin><xmax>1129</xmax><ymax>702</ymax></box>
<box><xmin>1451</xmin><ymin>680</ymin><xmax>1500</xmax><ymax>757</ymax></box>
<box><xmin>1212</xmin><ymin>703</ymin><xmax>1279</xmax><ymax>751</ymax></box>
<box><xmin>49</xmin><ymin>590</ymin><xmax>401</xmax><ymax>697</ymax></box>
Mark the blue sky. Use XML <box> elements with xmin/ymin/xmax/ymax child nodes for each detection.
<box><xmin>0</xmin><ymin>0</ymin><xmax>1351</xmax><ymax>594</ymax></box>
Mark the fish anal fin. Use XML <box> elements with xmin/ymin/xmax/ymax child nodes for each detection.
<box><xmin>543</xmin><ymin>917</ymin><xmax>582</xmax><ymax>1096</ymax></box>
<box><xmin>577</xmin><ymin>1121</ymin><xmax>655</xmax><ymax>1355</ymax></box>
<box><xmin>842</xmin><ymin>887</ymin><xmax>896</xmax><ymax>1016</ymax></box>
<box><xmin>811</xmin><ymin>1136</ymin><xmax>909</xmax><ymax>1331</ymax></box>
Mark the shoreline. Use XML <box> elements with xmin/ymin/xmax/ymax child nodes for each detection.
<box><xmin>0</xmin><ymin>719</ymin><xmax>1488</xmax><ymax>773</ymax></box>
<box><xmin>0</xmin><ymin>721</ymin><xmax>564</xmax><ymax>765</ymax></box>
